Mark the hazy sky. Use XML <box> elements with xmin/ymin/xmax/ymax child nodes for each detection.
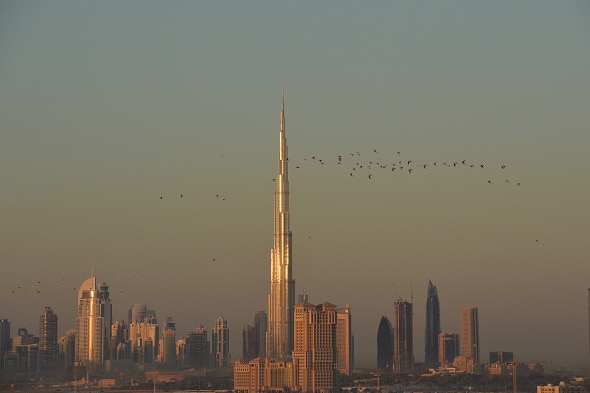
<box><xmin>1</xmin><ymin>1</ymin><xmax>589</xmax><ymax>371</ymax></box>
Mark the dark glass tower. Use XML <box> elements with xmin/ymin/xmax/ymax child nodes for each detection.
<box><xmin>39</xmin><ymin>307</ymin><xmax>58</xmax><ymax>372</ymax></box>
<box><xmin>424</xmin><ymin>280</ymin><xmax>441</xmax><ymax>365</ymax></box>
<box><xmin>376</xmin><ymin>316</ymin><xmax>393</xmax><ymax>371</ymax></box>
<box><xmin>393</xmin><ymin>299</ymin><xmax>413</xmax><ymax>373</ymax></box>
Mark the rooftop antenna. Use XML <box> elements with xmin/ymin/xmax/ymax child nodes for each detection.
<box><xmin>410</xmin><ymin>281</ymin><xmax>414</xmax><ymax>304</ymax></box>
<box><xmin>91</xmin><ymin>265</ymin><xmax>95</xmax><ymax>278</ymax></box>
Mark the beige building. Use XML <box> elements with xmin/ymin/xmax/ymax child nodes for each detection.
<box><xmin>335</xmin><ymin>305</ymin><xmax>353</xmax><ymax>375</ymax></box>
<box><xmin>460</xmin><ymin>306</ymin><xmax>479</xmax><ymax>364</ymax></box>
<box><xmin>233</xmin><ymin>357</ymin><xmax>297</xmax><ymax>393</ymax></box>
<box><xmin>293</xmin><ymin>302</ymin><xmax>337</xmax><ymax>393</ymax></box>
<box><xmin>537</xmin><ymin>384</ymin><xmax>565</xmax><ymax>393</ymax></box>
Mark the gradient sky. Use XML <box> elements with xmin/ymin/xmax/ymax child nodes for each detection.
<box><xmin>1</xmin><ymin>1</ymin><xmax>589</xmax><ymax>371</ymax></box>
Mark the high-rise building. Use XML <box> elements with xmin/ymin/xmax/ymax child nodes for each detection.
<box><xmin>0</xmin><ymin>319</ymin><xmax>10</xmax><ymax>369</ymax></box>
<box><xmin>336</xmin><ymin>305</ymin><xmax>353</xmax><ymax>375</ymax></box>
<box><xmin>129</xmin><ymin>319</ymin><xmax>159</xmax><ymax>363</ymax></box>
<box><xmin>292</xmin><ymin>302</ymin><xmax>337</xmax><ymax>393</ymax></box>
<box><xmin>98</xmin><ymin>282</ymin><xmax>112</xmax><ymax>360</ymax></box>
<box><xmin>425</xmin><ymin>280</ymin><xmax>441</xmax><ymax>366</ymax></box>
<box><xmin>110</xmin><ymin>320</ymin><xmax>130</xmax><ymax>360</ymax></box>
<box><xmin>254</xmin><ymin>311</ymin><xmax>267</xmax><ymax>358</ymax></box>
<box><xmin>460</xmin><ymin>306</ymin><xmax>479</xmax><ymax>364</ymax></box>
<box><xmin>393</xmin><ymin>299</ymin><xmax>413</xmax><ymax>373</ymax></box>
<box><xmin>58</xmin><ymin>329</ymin><xmax>76</xmax><ymax>370</ymax></box>
<box><xmin>438</xmin><ymin>332</ymin><xmax>459</xmax><ymax>365</ymax></box>
<box><xmin>39</xmin><ymin>306</ymin><xmax>58</xmax><ymax>372</ymax></box>
<box><xmin>128</xmin><ymin>303</ymin><xmax>147</xmax><ymax>324</ymax></box>
<box><xmin>267</xmin><ymin>86</ymin><xmax>295</xmax><ymax>360</ymax></box>
<box><xmin>75</xmin><ymin>275</ymin><xmax>104</xmax><ymax>364</ymax></box>
<box><xmin>185</xmin><ymin>326</ymin><xmax>209</xmax><ymax>369</ymax></box>
<box><xmin>489</xmin><ymin>351</ymin><xmax>514</xmax><ymax>364</ymax></box>
<box><xmin>377</xmin><ymin>316</ymin><xmax>393</xmax><ymax>371</ymax></box>
<box><xmin>212</xmin><ymin>316</ymin><xmax>230</xmax><ymax>367</ymax></box>
<box><xmin>242</xmin><ymin>325</ymin><xmax>256</xmax><ymax>361</ymax></box>
<box><xmin>160</xmin><ymin>317</ymin><xmax>176</xmax><ymax>365</ymax></box>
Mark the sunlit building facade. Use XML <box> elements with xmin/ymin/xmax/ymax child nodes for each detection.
<box><xmin>212</xmin><ymin>316</ymin><xmax>230</xmax><ymax>367</ymax></box>
<box><xmin>336</xmin><ymin>305</ymin><xmax>353</xmax><ymax>375</ymax></box>
<box><xmin>461</xmin><ymin>306</ymin><xmax>479</xmax><ymax>364</ymax></box>
<box><xmin>292</xmin><ymin>302</ymin><xmax>337</xmax><ymax>393</ymax></box>
<box><xmin>267</xmin><ymin>86</ymin><xmax>295</xmax><ymax>360</ymax></box>
<box><xmin>75</xmin><ymin>275</ymin><xmax>104</xmax><ymax>364</ymax></box>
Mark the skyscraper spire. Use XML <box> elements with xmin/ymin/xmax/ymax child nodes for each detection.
<box><xmin>267</xmin><ymin>85</ymin><xmax>295</xmax><ymax>360</ymax></box>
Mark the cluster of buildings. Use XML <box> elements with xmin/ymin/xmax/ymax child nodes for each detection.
<box><xmin>0</xmin><ymin>281</ymin><xmax>233</xmax><ymax>375</ymax></box>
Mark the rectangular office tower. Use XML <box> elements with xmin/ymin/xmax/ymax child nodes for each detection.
<box><xmin>438</xmin><ymin>332</ymin><xmax>459</xmax><ymax>365</ymax></box>
<box><xmin>393</xmin><ymin>299</ymin><xmax>414</xmax><ymax>373</ymax></box>
<box><xmin>292</xmin><ymin>302</ymin><xmax>337</xmax><ymax>393</ymax></box>
<box><xmin>267</xmin><ymin>86</ymin><xmax>295</xmax><ymax>360</ymax></box>
<box><xmin>39</xmin><ymin>307</ymin><xmax>58</xmax><ymax>372</ymax></box>
<box><xmin>461</xmin><ymin>306</ymin><xmax>479</xmax><ymax>364</ymax></box>
<box><xmin>75</xmin><ymin>276</ymin><xmax>104</xmax><ymax>364</ymax></box>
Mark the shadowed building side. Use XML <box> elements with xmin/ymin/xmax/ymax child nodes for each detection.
<box><xmin>377</xmin><ymin>316</ymin><xmax>393</xmax><ymax>371</ymax></box>
<box><xmin>425</xmin><ymin>280</ymin><xmax>441</xmax><ymax>366</ymax></box>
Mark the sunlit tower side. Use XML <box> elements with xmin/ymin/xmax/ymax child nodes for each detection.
<box><xmin>267</xmin><ymin>85</ymin><xmax>295</xmax><ymax>360</ymax></box>
<box><xmin>460</xmin><ymin>306</ymin><xmax>479</xmax><ymax>365</ymax></box>
<box><xmin>75</xmin><ymin>275</ymin><xmax>104</xmax><ymax>364</ymax></box>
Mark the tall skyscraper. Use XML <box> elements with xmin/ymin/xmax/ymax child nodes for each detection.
<box><xmin>336</xmin><ymin>305</ymin><xmax>353</xmax><ymax>375</ymax></box>
<box><xmin>128</xmin><ymin>303</ymin><xmax>147</xmax><ymax>324</ymax></box>
<box><xmin>58</xmin><ymin>329</ymin><xmax>76</xmax><ymax>370</ymax></box>
<box><xmin>39</xmin><ymin>306</ymin><xmax>58</xmax><ymax>372</ymax></box>
<box><xmin>254</xmin><ymin>310</ymin><xmax>267</xmax><ymax>358</ymax></box>
<box><xmin>267</xmin><ymin>85</ymin><xmax>295</xmax><ymax>360</ymax></box>
<box><xmin>185</xmin><ymin>326</ymin><xmax>209</xmax><ymax>369</ymax></box>
<box><xmin>129</xmin><ymin>318</ymin><xmax>159</xmax><ymax>363</ymax></box>
<box><xmin>0</xmin><ymin>319</ymin><xmax>10</xmax><ymax>369</ymax></box>
<box><xmin>212</xmin><ymin>316</ymin><xmax>230</xmax><ymax>367</ymax></box>
<box><xmin>98</xmin><ymin>282</ymin><xmax>112</xmax><ymax>360</ymax></box>
<box><xmin>461</xmin><ymin>306</ymin><xmax>479</xmax><ymax>364</ymax></box>
<box><xmin>110</xmin><ymin>321</ymin><xmax>130</xmax><ymax>360</ymax></box>
<box><xmin>438</xmin><ymin>332</ymin><xmax>459</xmax><ymax>365</ymax></box>
<box><xmin>393</xmin><ymin>299</ymin><xmax>413</xmax><ymax>373</ymax></box>
<box><xmin>160</xmin><ymin>317</ymin><xmax>176</xmax><ymax>365</ymax></box>
<box><xmin>424</xmin><ymin>280</ymin><xmax>441</xmax><ymax>365</ymax></box>
<box><xmin>377</xmin><ymin>316</ymin><xmax>393</xmax><ymax>371</ymax></box>
<box><xmin>242</xmin><ymin>325</ymin><xmax>256</xmax><ymax>360</ymax></box>
<box><xmin>75</xmin><ymin>275</ymin><xmax>104</xmax><ymax>364</ymax></box>
<box><xmin>292</xmin><ymin>302</ymin><xmax>337</xmax><ymax>393</ymax></box>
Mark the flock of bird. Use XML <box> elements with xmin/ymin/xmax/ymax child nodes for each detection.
<box><xmin>293</xmin><ymin>148</ymin><xmax>522</xmax><ymax>187</ymax></box>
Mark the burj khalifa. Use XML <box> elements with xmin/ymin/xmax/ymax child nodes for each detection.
<box><xmin>266</xmin><ymin>86</ymin><xmax>295</xmax><ymax>360</ymax></box>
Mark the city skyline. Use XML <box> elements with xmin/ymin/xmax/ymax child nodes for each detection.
<box><xmin>1</xmin><ymin>1</ymin><xmax>589</xmax><ymax>371</ymax></box>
